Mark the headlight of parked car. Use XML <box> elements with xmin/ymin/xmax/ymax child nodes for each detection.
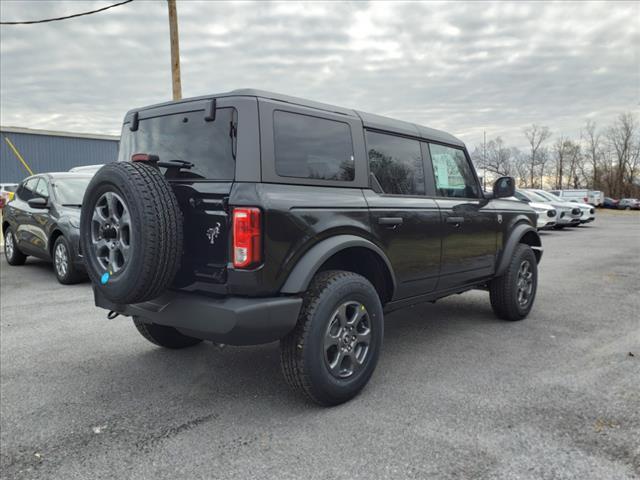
<box><xmin>69</xmin><ymin>217</ymin><xmax>80</xmax><ymax>229</ymax></box>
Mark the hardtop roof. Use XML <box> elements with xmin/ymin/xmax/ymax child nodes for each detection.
<box><xmin>125</xmin><ymin>88</ymin><xmax>465</xmax><ymax>148</ymax></box>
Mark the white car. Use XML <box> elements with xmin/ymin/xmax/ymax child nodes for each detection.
<box><xmin>533</xmin><ymin>190</ymin><xmax>595</xmax><ymax>225</ymax></box>
<box><xmin>511</xmin><ymin>191</ymin><xmax>557</xmax><ymax>230</ymax></box>
<box><xmin>567</xmin><ymin>199</ymin><xmax>596</xmax><ymax>224</ymax></box>
<box><xmin>519</xmin><ymin>189</ymin><xmax>581</xmax><ymax>228</ymax></box>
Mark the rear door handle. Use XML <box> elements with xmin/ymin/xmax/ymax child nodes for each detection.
<box><xmin>446</xmin><ymin>216</ymin><xmax>465</xmax><ymax>226</ymax></box>
<box><xmin>378</xmin><ymin>217</ymin><xmax>403</xmax><ymax>228</ymax></box>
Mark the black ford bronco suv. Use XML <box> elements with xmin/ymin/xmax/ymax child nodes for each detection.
<box><xmin>80</xmin><ymin>89</ymin><xmax>542</xmax><ymax>406</ymax></box>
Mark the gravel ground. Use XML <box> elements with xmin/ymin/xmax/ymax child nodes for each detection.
<box><xmin>1</xmin><ymin>211</ymin><xmax>639</xmax><ymax>480</ymax></box>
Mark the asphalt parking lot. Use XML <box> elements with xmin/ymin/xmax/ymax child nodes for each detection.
<box><xmin>1</xmin><ymin>211</ymin><xmax>639</xmax><ymax>480</ymax></box>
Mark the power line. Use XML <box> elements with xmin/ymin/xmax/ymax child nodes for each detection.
<box><xmin>0</xmin><ymin>0</ymin><xmax>134</xmax><ymax>25</ymax></box>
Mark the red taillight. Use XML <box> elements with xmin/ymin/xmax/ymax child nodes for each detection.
<box><xmin>583</xmin><ymin>196</ymin><xmax>589</xmax><ymax>203</ymax></box>
<box><xmin>131</xmin><ymin>153</ymin><xmax>159</xmax><ymax>162</ymax></box>
<box><xmin>232</xmin><ymin>207</ymin><xmax>261</xmax><ymax>268</ymax></box>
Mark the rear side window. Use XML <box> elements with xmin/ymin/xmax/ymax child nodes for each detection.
<box><xmin>429</xmin><ymin>144</ymin><xmax>480</xmax><ymax>198</ymax></box>
<box><xmin>273</xmin><ymin>111</ymin><xmax>355</xmax><ymax>181</ymax></box>
<box><xmin>365</xmin><ymin>131</ymin><xmax>424</xmax><ymax>195</ymax></box>
<box><xmin>118</xmin><ymin>108</ymin><xmax>236</xmax><ymax>180</ymax></box>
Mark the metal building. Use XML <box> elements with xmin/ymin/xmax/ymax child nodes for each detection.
<box><xmin>0</xmin><ymin>126</ymin><xmax>119</xmax><ymax>183</ymax></box>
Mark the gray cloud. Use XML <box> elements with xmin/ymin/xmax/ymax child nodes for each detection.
<box><xmin>1</xmin><ymin>0</ymin><xmax>638</xmax><ymax>148</ymax></box>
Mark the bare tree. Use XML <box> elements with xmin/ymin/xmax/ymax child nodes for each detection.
<box><xmin>524</xmin><ymin>125</ymin><xmax>552</xmax><ymax>188</ymax></box>
<box><xmin>565</xmin><ymin>140</ymin><xmax>583</xmax><ymax>188</ymax></box>
<box><xmin>552</xmin><ymin>136</ymin><xmax>570</xmax><ymax>188</ymax></box>
<box><xmin>472</xmin><ymin>137</ymin><xmax>514</xmax><ymax>177</ymax></box>
<box><xmin>513</xmin><ymin>149</ymin><xmax>530</xmax><ymax>187</ymax></box>
<box><xmin>582</xmin><ymin>120</ymin><xmax>603</xmax><ymax>189</ymax></box>
<box><xmin>606</xmin><ymin>113</ymin><xmax>640</xmax><ymax>196</ymax></box>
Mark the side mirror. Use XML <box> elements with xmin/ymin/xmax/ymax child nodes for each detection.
<box><xmin>493</xmin><ymin>176</ymin><xmax>515</xmax><ymax>199</ymax></box>
<box><xmin>28</xmin><ymin>197</ymin><xmax>48</xmax><ymax>209</ymax></box>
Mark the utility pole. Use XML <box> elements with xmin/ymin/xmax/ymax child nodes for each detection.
<box><xmin>167</xmin><ymin>0</ymin><xmax>182</xmax><ymax>100</ymax></box>
<box><xmin>483</xmin><ymin>130</ymin><xmax>487</xmax><ymax>189</ymax></box>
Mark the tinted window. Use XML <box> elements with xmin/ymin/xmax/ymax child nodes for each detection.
<box><xmin>429</xmin><ymin>144</ymin><xmax>479</xmax><ymax>198</ymax></box>
<box><xmin>366</xmin><ymin>131</ymin><xmax>424</xmax><ymax>195</ymax></box>
<box><xmin>118</xmin><ymin>107</ymin><xmax>236</xmax><ymax>180</ymax></box>
<box><xmin>34</xmin><ymin>178</ymin><xmax>49</xmax><ymax>198</ymax></box>
<box><xmin>274</xmin><ymin>111</ymin><xmax>355</xmax><ymax>181</ymax></box>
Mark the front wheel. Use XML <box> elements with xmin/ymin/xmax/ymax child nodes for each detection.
<box><xmin>280</xmin><ymin>270</ymin><xmax>384</xmax><ymax>406</ymax></box>
<box><xmin>489</xmin><ymin>244</ymin><xmax>538</xmax><ymax>321</ymax></box>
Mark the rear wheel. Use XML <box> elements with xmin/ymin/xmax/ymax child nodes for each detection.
<box><xmin>133</xmin><ymin>317</ymin><xmax>202</xmax><ymax>349</ymax></box>
<box><xmin>53</xmin><ymin>236</ymin><xmax>85</xmax><ymax>284</ymax></box>
<box><xmin>280</xmin><ymin>270</ymin><xmax>383</xmax><ymax>406</ymax></box>
<box><xmin>489</xmin><ymin>244</ymin><xmax>538</xmax><ymax>321</ymax></box>
<box><xmin>4</xmin><ymin>228</ymin><xmax>27</xmax><ymax>265</ymax></box>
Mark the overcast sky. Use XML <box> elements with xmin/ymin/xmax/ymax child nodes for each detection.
<box><xmin>1</xmin><ymin>0</ymin><xmax>638</xmax><ymax>149</ymax></box>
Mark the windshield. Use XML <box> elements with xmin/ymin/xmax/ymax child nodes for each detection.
<box><xmin>534</xmin><ymin>190</ymin><xmax>562</xmax><ymax>202</ymax></box>
<box><xmin>118</xmin><ymin>107</ymin><xmax>237</xmax><ymax>180</ymax></box>
<box><xmin>519</xmin><ymin>190</ymin><xmax>548</xmax><ymax>203</ymax></box>
<box><xmin>52</xmin><ymin>178</ymin><xmax>92</xmax><ymax>205</ymax></box>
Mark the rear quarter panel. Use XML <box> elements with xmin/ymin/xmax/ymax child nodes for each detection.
<box><xmin>228</xmin><ymin>183</ymin><xmax>371</xmax><ymax>296</ymax></box>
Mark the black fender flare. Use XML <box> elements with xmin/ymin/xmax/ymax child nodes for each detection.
<box><xmin>495</xmin><ymin>223</ymin><xmax>543</xmax><ymax>277</ymax></box>
<box><xmin>280</xmin><ymin>234</ymin><xmax>397</xmax><ymax>295</ymax></box>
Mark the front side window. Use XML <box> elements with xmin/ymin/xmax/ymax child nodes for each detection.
<box><xmin>429</xmin><ymin>144</ymin><xmax>479</xmax><ymax>198</ymax></box>
<box><xmin>118</xmin><ymin>107</ymin><xmax>237</xmax><ymax>180</ymax></box>
<box><xmin>273</xmin><ymin>111</ymin><xmax>355</xmax><ymax>181</ymax></box>
<box><xmin>35</xmin><ymin>178</ymin><xmax>49</xmax><ymax>198</ymax></box>
<box><xmin>366</xmin><ymin>131</ymin><xmax>424</xmax><ymax>195</ymax></box>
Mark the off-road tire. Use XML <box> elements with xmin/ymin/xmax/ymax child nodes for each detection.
<box><xmin>280</xmin><ymin>270</ymin><xmax>383</xmax><ymax>406</ymax></box>
<box><xmin>133</xmin><ymin>317</ymin><xmax>202</xmax><ymax>349</ymax></box>
<box><xmin>3</xmin><ymin>227</ymin><xmax>27</xmax><ymax>265</ymax></box>
<box><xmin>80</xmin><ymin>162</ymin><xmax>183</xmax><ymax>304</ymax></box>
<box><xmin>489</xmin><ymin>244</ymin><xmax>538</xmax><ymax>321</ymax></box>
<box><xmin>53</xmin><ymin>236</ymin><xmax>85</xmax><ymax>284</ymax></box>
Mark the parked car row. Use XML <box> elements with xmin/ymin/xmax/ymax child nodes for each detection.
<box><xmin>550</xmin><ymin>189</ymin><xmax>604</xmax><ymax>207</ymax></box>
<box><xmin>551</xmin><ymin>189</ymin><xmax>639</xmax><ymax>210</ymax></box>
<box><xmin>512</xmin><ymin>188</ymin><xmax>595</xmax><ymax>230</ymax></box>
<box><xmin>607</xmin><ymin>197</ymin><xmax>640</xmax><ymax>210</ymax></box>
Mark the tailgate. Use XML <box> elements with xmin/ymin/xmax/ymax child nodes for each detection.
<box><xmin>171</xmin><ymin>181</ymin><xmax>232</xmax><ymax>289</ymax></box>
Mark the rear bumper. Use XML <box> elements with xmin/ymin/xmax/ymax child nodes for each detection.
<box><xmin>94</xmin><ymin>288</ymin><xmax>302</xmax><ymax>346</ymax></box>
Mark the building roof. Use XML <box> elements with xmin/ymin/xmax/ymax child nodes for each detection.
<box><xmin>0</xmin><ymin>126</ymin><xmax>119</xmax><ymax>141</ymax></box>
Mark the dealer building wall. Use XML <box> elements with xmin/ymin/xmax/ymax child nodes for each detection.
<box><xmin>0</xmin><ymin>126</ymin><xmax>119</xmax><ymax>183</ymax></box>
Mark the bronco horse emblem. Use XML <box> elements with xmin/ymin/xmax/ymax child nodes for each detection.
<box><xmin>206</xmin><ymin>222</ymin><xmax>222</xmax><ymax>245</ymax></box>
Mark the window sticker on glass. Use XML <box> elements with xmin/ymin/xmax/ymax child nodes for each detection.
<box><xmin>432</xmin><ymin>154</ymin><xmax>450</xmax><ymax>188</ymax></box>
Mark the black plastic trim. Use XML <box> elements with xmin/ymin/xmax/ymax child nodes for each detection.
<box><xmin>94</xmin><ymin>287</ymin><xmax>302</xmax><ymax>346</ymax></box>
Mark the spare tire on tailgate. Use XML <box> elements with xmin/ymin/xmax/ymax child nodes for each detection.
<box><xmin>80</xmin><ymin>162</ymin><xmax>183</xmax><ymax>304</ymax></box>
